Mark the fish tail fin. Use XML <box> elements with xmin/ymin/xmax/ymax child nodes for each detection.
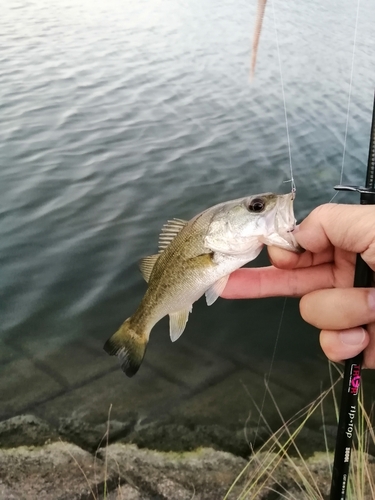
<box><xmin>103</xmin><ymin>318</ymin><xmax>148</xmax><ymax>377</ymax></box>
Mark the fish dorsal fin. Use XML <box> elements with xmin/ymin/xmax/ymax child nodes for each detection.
<box><xmin>138</xmin><ymin>254</ymin><xmax>159</xmax><ymax>282</ymax></box>
<box><xmin>205</xmin><ymin>275</ymin><xmax>230</xmax><ymax>306</ymax></box>
<box><xmin>169</xmin><ymin>306</ymin><xmax>192</xmax><ymax>342</ymax></box>
<box><xmin>158</xmin><ymin>218</ymin><xmax>188</xmax><ymax>253</ymax></box>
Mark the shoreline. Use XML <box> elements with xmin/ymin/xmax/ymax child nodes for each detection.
<box><xmin>2</xmin><ymin>412</ymin><xmax>374</xmax><ymax>499</ymax></box>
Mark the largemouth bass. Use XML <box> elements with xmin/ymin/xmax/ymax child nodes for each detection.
<box><xmin>104</xmin><ymin>192</ymin><xmax>300</xmax><ymax>377</ymax></box>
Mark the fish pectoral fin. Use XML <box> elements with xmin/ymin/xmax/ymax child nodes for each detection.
<box><xmin>205</xmin><ymin>275</ymin><xmax>230</xmax><ymax>306</ymax></box>
<box><xmin>188</xmin><ymin>252</ymin><xmax>215</xmax><ymax>268</ymax></box>
<box><xmin>169</xmin><ymin>308</ymin><xmax>191</xmax><ymax>342</ymax></box>
<box><xmin>138</xmin><ymin>254</ymin><xmax>159</xmax><ymax>282</ymax></box>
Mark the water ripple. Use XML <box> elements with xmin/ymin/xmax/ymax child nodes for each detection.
<box><xmin>0</xmin><ymin>0</ymin><xmax>374</xmax><ymax>359</ymax></box>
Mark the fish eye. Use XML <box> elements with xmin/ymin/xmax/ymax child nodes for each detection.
<box><xmin>248</xmin><ymin>198</ymin><xmax>265</xmax><ymax>213</ymax></box>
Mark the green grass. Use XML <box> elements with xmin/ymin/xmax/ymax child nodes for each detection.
<box><xmin>226</xmin><ymin>363</ymin><xmax>375</xmax><ymax>500</ymax></box>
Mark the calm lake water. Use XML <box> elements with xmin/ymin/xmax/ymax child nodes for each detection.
<box><xmin>1</xmin><ymin>0</ymin><xmax>374</xmax><ymax>424</ymax></box>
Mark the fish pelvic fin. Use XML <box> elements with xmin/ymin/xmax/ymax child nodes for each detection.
<box><xmin>103</xmin><ymin>318</ymin><xmax>148</xmax><ymax>377</ymax></box>
<box><xmin>205</xmin><ymin>275</ymin><xmax>230</xmax><ymax>306</ymax></box>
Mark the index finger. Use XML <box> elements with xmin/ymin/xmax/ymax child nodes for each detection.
<box><xmin>221</xmin><ymin>263</ymin><xmax>334</xmax><ymax>299</ymax></box>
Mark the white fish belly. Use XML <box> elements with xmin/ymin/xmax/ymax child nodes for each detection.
<box><xmin>153</xmin><ymin>254</ymin><xmax>254</xmax><ymax>321</ymax></box>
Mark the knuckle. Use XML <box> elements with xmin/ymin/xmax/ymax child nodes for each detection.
<box><xmin>268</xmin><ymin>247</ymin><xmax>296</xmax><ymax>269</ymax></box>
<box><xmin>362</xmin><ymin>243</ymin><xmax>375</xmax><ymax>271</ymax></box>
<box><xmin>309</xmin><ymin>203</ymin><xmax>336</xmax><ymax>223</ymax></box>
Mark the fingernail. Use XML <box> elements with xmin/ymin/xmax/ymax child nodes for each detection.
<box><xmin>368</xmin><ymin>289</ymin><xmax>375</xmax><ymax>310</ymax></box>
<box><xmin>340</xmin><ymin>328</ymin><xmax>366</xmax><ymax>346</ymax></box>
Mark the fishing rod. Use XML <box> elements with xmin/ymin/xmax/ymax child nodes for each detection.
<box><xmin>330</xmin><ymin>90</ymin><xmax>375</xmax><ymax>500</ymax></box>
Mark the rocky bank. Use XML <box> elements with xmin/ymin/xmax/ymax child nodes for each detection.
<box><xmin>1</xmin><ymin>413</ymin><xmax>374</xmax><ymax>499</ymax></box>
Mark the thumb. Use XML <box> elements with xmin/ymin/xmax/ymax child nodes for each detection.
<box><xmin>319</xmin><ymin>326</ymin><xmax>375</xmax><ymax>368</ymax></box>
<box><xmin>295</xmin><ymin>204</ymin><xmax>375</xmax><ymax>269</ymax></box>
<box><xmin>320</xmin><ymin>327</ymin><xmax>368</xmax><ymax>363</ymax></box>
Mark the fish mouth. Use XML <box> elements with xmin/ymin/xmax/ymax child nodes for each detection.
<box><xmin>273</xmin><ymin>193</ymin><xmax>303</xmax><ymax>252</ymax></box>
<box><xmin>276</xmin><ymin>193</ymin><xmax>297</xmax><ymax>233</ymax></box>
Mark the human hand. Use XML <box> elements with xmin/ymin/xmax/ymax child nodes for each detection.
<box><xmin>221</xmin><ymin>203</ymin><xmax>375</xmax><ymax>368</ymax></box>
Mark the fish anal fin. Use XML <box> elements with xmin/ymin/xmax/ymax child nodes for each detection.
<box><xmin>205</xmin><ymin>275</ymin><xmax>230</xmax><ymax>306</ymax></box>
<box><xmin>169</xmin><ymin>307</ymin><xmax>191</xmax><ymax>342</ymax></box>
<box><xmin>139</xmin><ymin>254</ymin><xmax>159</xmax><ymax>282</ymax></box>
<box><xmin>158</xmin><ymin>218</ymin><xmax>188</xmax><ymax>253</ymax></box>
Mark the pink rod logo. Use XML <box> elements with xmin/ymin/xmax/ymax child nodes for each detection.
<box><xmin>350</xmin><ymin>364</ymin><xmax>361</xmax><ymax>395</ymax></box>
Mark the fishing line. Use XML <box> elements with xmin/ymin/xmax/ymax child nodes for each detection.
<box><xmin>252</xmin><ymin>297</ymin><xmax>288</xmax><ymax>447</ymax></box>
<box><xmin>253</xmin><ymin>0</ymin><xmax>294</xmax><ymax>444</ymax></box>
<box><xmin>329</xmin><ymin>0</ymin><xmax>361</xmax><ymax>204</ymax></box>
<box><xmin>252</xmin><ymin>0</ymin><xmax>363</xmax><ymax>495</ymax></box>
<box><xmin>270</xmin><ymin>0</ymin><xmax>296</xmax><ymax>194</ymax></box>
